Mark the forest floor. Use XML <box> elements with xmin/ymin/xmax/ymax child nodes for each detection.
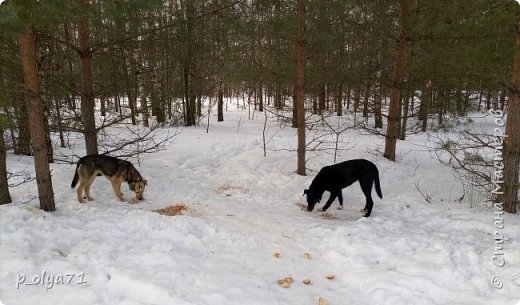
<box><xmin>1</xmin><ymin>106</ymin><xmax>520</xmax><ymax>305</ymax></box>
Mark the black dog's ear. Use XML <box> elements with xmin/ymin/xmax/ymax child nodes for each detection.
<box><xmin>303</xmin><ymin>189</ymin><xmax>309</xmax><ymax>196</ymax></box>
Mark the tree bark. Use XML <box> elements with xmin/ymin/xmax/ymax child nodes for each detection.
<box><xmin>292</xmin><ymin>86</ymin><xmax>298</xmax><ymax>128</ymax></box>
<box><xmin>318</xmin><ymin>84</ymin><xmax>325</xmax><ymax>115</ymax></box>
<box><xmin>19</xmin><ymin>26</ymin><xmax>56</xmax><ymax>212</ymax></box>
<box><xmin>335</xmin><ymin>83</ymin><xmax>343</xmax><ymax>116</ymax></box>
<box><xmin>0</xmin><ymin>123</ymin><xmax>11</xmax><ymax>205</ymax></box>
<box><xmin>78</xmin><ymin>1</ymin><xmax>98</xmax><ymax>155</ymax></box>
<box><xmin>363</xmin><ymin>83</ymin><xmax>370</xmax><ymax>118</ymax></box>
<box><xmin>399</xmin><ymin>88</ymin><xmax>412</xmax><ymax>140</ymax></box>
<box><xmin>15</xmin><ymin>98</ymin><xmax>31</xmax><ymax>155</ymax></box>
<box><xmin>183</xmin><ymin>0</ymin><xmax>197</xmax><ymax>126</ymax></box>
<box><xmin>218</xmin><ymin>85</ymin><xmax>224</xmax><ymax>122</ymax></box>
<box><xmin>55</xmin><ymin>98</ymin><xmax>65</xmax><ymax>148</ymax></box>
<box><xmin>374</xmin><ymin>82</ymin><xmax>383</xmax><ymax>128</ymax></box>
<box><xmin>419</xmin><ymin>80</ymin><xmax>431</xmax><ymax>132</ymax></box>
<box><xmin>141</xmin><ymin>95</ymin><xmax>149</xmax><ymax>127</ymax></box>
<box><xmin>42</xmin><ymin>102</ymin><xmax>54</xmax><ymax>163</ymax></box>
<box><xmin>296</xmin><ymin>0</ymin><xmax>306</xmax><ymax>176</ymax></box>
<box><xmin>384</xmin><ymin>0</ymin><xmax>408</xmax><ymax>162</ymax></box>
<box><xmin>258</xmin><ymin>84</ymin><xmax>264</xmax><ymax>112</ymax></box>
<box><xmin>500</xmin><ymin>15</ymin><xmax>520</xmax><ymax>214</ymax></box>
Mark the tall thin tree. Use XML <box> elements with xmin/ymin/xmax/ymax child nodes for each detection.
<box><xmin>383</xmin><ymin>0</ymin><xmax>408</xmax><ymax>161</ymax></box>
<box><xmin>0</xmin><ymin>120</ymin><xmax>11</xmax><ymax>205</ymax></box>
<box><xmin>78</xmin><ymin>0</ymin><xmax>98</xmax><ymax>155</ymax></box>
<box><xmin>19</xmin><ymin>25</ymin><xmax>56</xmax><ymax>212</ymax></box>
<box><xmin>500</xmin><ymin>14</ymin><xmax>520</xmax><ymax>214</ymax></box>
<box><xmin>296</xmin><ymin>0</ymin><xmax>306</xmax><ymax>175</ymax></box>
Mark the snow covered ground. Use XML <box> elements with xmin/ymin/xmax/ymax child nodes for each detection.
<box><xmin>1</xmin><ymin>106</ymin><xmax>520</xmax><ymax>305</ymax></box>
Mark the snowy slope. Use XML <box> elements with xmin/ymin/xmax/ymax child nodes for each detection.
<box><xmin>1</xmin><ymin>106</ymin><xmax>520</xmax><ymax>305</ymax></box>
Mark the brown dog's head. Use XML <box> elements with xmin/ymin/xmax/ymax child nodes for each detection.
<box><xmin>129</xmin><ymin>179</ymin><xmax>147</xmax><ymax>200</ymax></box>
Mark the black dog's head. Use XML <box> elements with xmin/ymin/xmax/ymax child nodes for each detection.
<box><xmin>303</xmin><ymin>189</ymin><xmax>321</xmax><ymax>211</ymax></box>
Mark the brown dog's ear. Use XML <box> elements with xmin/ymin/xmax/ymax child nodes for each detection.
<box><xmin>303</xmin><ymin>189</ymin><xmax>309</xmax><ymax>196</ymax></box>
<box><xmin>144</xmin><ymin>179</ymin><xmax>148</xmax><ymax>186</ymax></box>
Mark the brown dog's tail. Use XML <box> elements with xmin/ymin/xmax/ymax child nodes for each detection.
<box><xmin>375</xmin><ymin>172</ymin><xmax>383</xmax><ymax>199</ymax></box>
<box><xmin>71</xmin><ymin>160</ymin><xmax>81</xmax><ymax>188</ymax></box>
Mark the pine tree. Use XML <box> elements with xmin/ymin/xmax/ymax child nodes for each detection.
<box><xmin>0</xmin><ymin>118</ymin><xmax>11</xmax><ymax>205</ymax></box>
<box><xmin>500</xmin><ymin>13</ymin><xmax>520</xmax><ymax>214</ymax></box>
<box><xmin>384</xmin><ymin>0</ymin><xmax>408</xmax><ymax>161</ymax></box>
<box><xmin>296</xmin><ymin>0</ymin><xmax>306</xmax><ymax>175</ymax></box>
<box><xmin>19</xmin><ymin>25</ymin><xmax>56</xmax><ymax>211</ymax></box>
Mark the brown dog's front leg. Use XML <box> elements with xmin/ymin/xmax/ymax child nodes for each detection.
<box><xmin>111</xmin><ymin>180</ymin><xmax>126</xmax><ymax>202</ymax></box>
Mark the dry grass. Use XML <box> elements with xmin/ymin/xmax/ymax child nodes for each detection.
<box><xmin>296</xmin><ymin>203</ymin><xmax>307</xmax><ymax>211</ymax></box>
<box><xmin>296</xmin><ymin>203</ymin><xmax>338</xmax><ymax>219</ymax></box>
<box><xmin>154</xmin><ymin>203</ymin><xmax>189</xmax><ymax>216</ymax></box>
<box><xmin>319</xmin><ymin>212</ymin><xmax>338</xmax><ymax>220</ymax></box>
<box><xmin>214</xmin><ymin>184</ymin><xmax>247</xmax><ymax>194</ymax></box>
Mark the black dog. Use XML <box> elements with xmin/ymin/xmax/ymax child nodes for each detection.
<box><xmin>304</xmin><ymin>159</ymin><xmax>382</xmax><ymax>217</ymax></box>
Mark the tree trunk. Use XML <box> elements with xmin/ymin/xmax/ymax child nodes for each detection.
<box><xmin>42</xmin><ymin>102</ymin><xmax>54</xmax><ymax>163</ymax></box>
<box><xmin>399</xmin><ymin>88</ymin><xmax>412</xmax><ymax>140</ymax></box>
<box><xmin>128</xmin><ymin>52</ymin><xmax>139</xmax><ymax>125</ymax></box>
<box><xmin>63</xmin><ymin>23</ymin><xmax>77</xmax><ymax>111</ymax></box>
<box><xmin>141</xmin><ymin>96</ymin><xmax>149</xmax><ymax>127</ymax></box>
<box><xmin>478</xmin><ymin>87</ymin><xmax>483</xmax><ymax>111</ymax></box>
<box><xmin>384</xmin><ymin>0</ymin><xmax>408</xmax><ymax>162</ymax></box>
<box><xmin>353</xmin><ymin>89</ymin><xmax>360</xmax><ymax>114</ymax></box>
<box><xmin>183</xmin><ymin>0</ymin><xmax>196</xmax><ymax>127</ymax></box>
<box><xmin>0</xmin><ymin>123</ymin><xmax>11</xmax><ymax>205</ymax></box>
<box><xmin>292</xmin><ymin>86</ymin><xmax>298</xmax><ymax>128</ymax></box>
<box><xmin>296</xmin><ymin>0</ymin><xmax>306</xmax><ymax>176</ymax></box>
<box><xmin>437</xmin><ymin>90</ymin><xmax>444</xmax><ymax>126</ymax></box>
<box><xmin>115</xmin><ymin>93</ymin><xmax>121</xmax><ymax>114</ymax></box>
<box><xmin>363</xmin><ymin>83</ymin><xmax>370</xmax><ymax>118</ymax></box>
<box><xmin>500</xmin><ymin>15</ymin><xmax>520</xmax><ymax>214</ymax></box>
<box><xmin>78</xmin><ymin>3</ymin><xmax>98</xmax><ymax>155</ymax></box>
<box><xmin>183</xmin><ymin>64</ymin><xmax>189</xmax><ymax>125</ymax></box>
<box><xmin>346</xmin><ymin>86</ymin><xmax>351</xmax><ymax>110</ymax></box>
<box><xmin>419</xmin><ymin>80</ymin><xmax>431</xmax><ymax>132</ymax></box>
<box><xmin>197</xmin><ymin>94</ymin><xmax>202</xmax><ymax>117</ymax></box>
<box><xmin>499</xmin><ymin>90</ymin><xmax>507</xmax><ymax>111</ymax></box>
<box><xmin>335</xmin><ymin>83</ymin><xmax>343</xmax><ymax>116</ymax></box>
<box><xmin>486</xmin><ymin>90</ymin><xmax>492</xmax><ymax>110</ymax></box>
<box><xmin>275</xmin><ymin>87</ymin><xmax>282</xmax><ymax>110</ymax></box>
<box><xmin>397</xmin><ymin>91</ymin><xmax>403</xmax><ymax>139</ymax></box>
<box><xmin>218</xmin><ymin>85</ymin><xmax>224</xmax><ymax>122</ymax></box>
<box><xmin>258</xmin><ymin>84</ymin><xmax>264</xmax><ymax>112</ymax></box>
<box><xmin>15</xmin><ymin>98</ymin><xmax>32</xmax><ymax>155</ymax></box>
<box><xmin>4</xmin><ymin>105</ymin><xmax>17</xmax><ymax>152</ymax></box>
<box><xmin>374</xmin><ymin>82</ymin><xmax>383</xmax><ymax>128</ymax></box>
<box><xmin>100</xmin><ymin>96</ymin><xmax>106</xmax><ymax>117</ymax></box>
<box><xmin>318</xmin><ymin>84</ymin><xmax>325</xmax><ymax>115</ymax></box>
<box><xmin>19</xmin><ymin>26</ymin><xmax>56</xmax><ymax>212</ymax></box>
<box><xmin>153</xmin><ymin>78</ymin><xmax>166</xmax><ymax>123</ymax></box>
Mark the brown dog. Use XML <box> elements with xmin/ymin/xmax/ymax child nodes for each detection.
<box><xmin>71</xmin><ymin>154</ymin><xmax>147</xmax><ymax>203</ymax></box>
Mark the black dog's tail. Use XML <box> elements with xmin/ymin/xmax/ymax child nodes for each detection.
<box><xmin>375</xmin><ymin>171</ymin><xmax>383</xmax><ymax>199</ymax></box>
<box><xmin>70</xmin><ymin>160</ymin><xmax>82</xmax><ymax>188</ymax></box>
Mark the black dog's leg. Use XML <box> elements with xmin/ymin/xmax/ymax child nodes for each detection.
<box><xmin>321</xmin><ymin>191</ymin><xmax>338</xmax><ymax>212</ymax></box>
<box><xmin>363</xmin><ymin>195</ymin><xmax>374</xmax><ymax>217</ymax></box>
<box><xmin>337</xmin><ymin>191</ymin><xmax>344</xmax><ymax>210</ymax></box>
<box><xmin>360</xmin><ymin>179</ymin><xmax>374</xmax><ymax>217</ymax></box>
